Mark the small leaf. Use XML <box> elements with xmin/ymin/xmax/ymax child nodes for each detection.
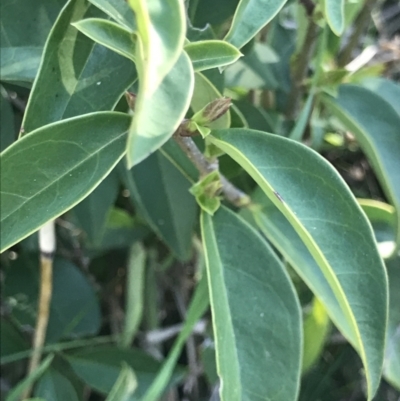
<box><xmin>127</xmin><ymin>0</ymin><xmax>186</xmax><ymax>94</ymax></box>
<box><xmin>88</xmin><ymin>0</ymin><xmax>136</xmax><ymax>31</ymax></box>
<box><xmin>224</xmin><ymin>0</ymin><xmax>288</xmax><ymax>49</ymax></box>
<box><xmin>201</xmin><ymin>206</ymin><xmax>302</xmax><ymax>401</ymax></box>
<box><xmin>106</xmin><ymin>363</ymin><xmax>138</xmax><ymax>401</ymax></box>
<box><xmin>209</xmin><ymin>128</ymin><xmax>388</xmax><ymax>400</ymax></box>
<box><xmin>0</xmin><ymin>112</ymin><xmax>131</xmax><ymax>252</ymax></box>
<box><xmin>190</xmin><ymin>171</ymin><xmax>222</xmax><ymax>215</ymax></box>
<box><xmin>73</xmin><ymin>18</ymin><xmax>136</xmax><ymax>62</ymax></box>
<box><xmin>126</xmin><ymin>51</ymin><xmax>194</xmax><ymax>167</ymax></box>
<box><xmin>191</xmin><ymin>97</ymin><xmax>232</xmax><ymax>126</ymax></box>
<box><xmin>21</xmin><ymin>0</ymin><xmax>137</xmax><ymax>134</ymax></box>
<box><xmin>323</xmin><ymin>84</ymin><xmax>400</xmax><ymax>252</ymax></box>
<box><xmin>185</xmin><ymin>40</ymin><xmax>242</xmax><ymax>71</ymax></box>
<box><xmin>324</xmin><ymin>0</ymin><xmax>345</xmax><ymax>36</ymax></box>
<box><xmin>191</xmin><ymin>73</ymin><xmax>230</xmax><ymax>130</ymax></box>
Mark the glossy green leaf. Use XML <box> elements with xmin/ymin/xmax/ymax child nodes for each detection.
<box><xmin>4</xmin><ymin>256</ymin><xmax>101</xmax><ymax>343</ymax></box>
<box><xmin>0</xmin><ymin>112</ymin><xmax>131</xmax><ymax>252</ymax></box>
<box><xmin>323</xmin><ymin>85</ymin><xmax>400</xmax><ymax>251</ymax></box>
<box><xmin>126</xmin><ymin>51</ymin><xmax>194</xmax><ymax>167</ymax></box>
<box><xmin>73</xmin><ymin>18</ymin><xmax>136</xmax><ymax>62</ymax></box>
<box><xmin>21</xmin><ymin>0</ymin><xmax>136</xmax><ymax>134</ymax></box>
<box><xmin>201</xmin><ymin>206</ymin><xmax>302</xmax><ymax>401</ymax></box>
<box><xmin>383</xmin><ymin>256</ymin><xmax>400</xmax><ymax>390</ymax></box>
<box><xmin>88</xmin><ymin>0</ymin><xmax>136</xmax><ymax>31</ymax></box>
<box><xmin>5</xmin><ymin>354</ymin><xmax>54</xmax><ymax>401</ymax></box>
<box><xmin>191</xmin><ymin>72</ymin><xmax>230</xmax><ymax>130</ymax></box>
<box><xmin>224</xmin><ymin>0</ymin><xmax>288</xmax><ymax>49</ymax></box>
<box><xmin>241</xmin><ymin>187</ymin><xmax>355</xmax><ymax>348</ymax></box>
<box><xmin>302</xmin><ymin>298</ymin><xmax>330</xmax><ymax>374</ymax></box>
<box><xmin>106</xmin><ymin>363</ymin><xmax>138</xmax><ymax>401</ymax></box>
<box><xmin>359</xmin><ymin>199</ymin><xmax>396</xmax><ymax>259</ymax></box>
<box><xmin>121</xmin><ymin>151</ymin><xmax>198</xmax><ymax>261</ymax></box>
<box><xmin>0</xmin><ymin>90</ymin><xmax>15</xmax><ymax>152</ymax></box>
<box><xmin>127</xmin><ymin>0</ymin><xmax>185</xmax><ymax>94</ymax></box>
<box><xmin>65</xmin><ymin>346</ymin><xmax>183</xmax><ymax>397</ymax></box>
<box><xmin>324</xmin><ymin>0</ymin><xmax>345</xmax><ymax>35</ymax></box>
<box><xmin>185</xmin><ymin>40</ymin><xmax>242</xmax><ymax>71</ymax></box>
<box><xmin>35</xmin><ymin>368</ymin><xmax>80</xmax><ymax>401</ymax></box>
<box><xmin>209</xmin><ymin>129</ymin><xmax>388</xmax><ymax>399</ymax></box>
<box><xmin>141</xmin><ymin>272</ymin><xmax>209</xmax><ymax>401</ymax></box>
<box><xmin>73</xmin><ymin>170</ymin><xmax>120</xmax><ymax>245</ymax></box>
<box><xmin>0</xmin><ymin>0</ymin><xmax>65</xmax><ymax>82</ymax></box>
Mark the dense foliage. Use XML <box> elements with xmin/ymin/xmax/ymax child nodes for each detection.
<box><xmin>1</xmin><ymin>0</ymin><xmax>399</xmax><ymax>400</ymax></box>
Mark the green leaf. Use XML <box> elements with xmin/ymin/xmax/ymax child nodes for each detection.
<box><xmin>126</xmin><ymin>51</ymin><xmax>194</xmax><ymax>167</ymax></box>
<box><xmin>324</xmin><ymin>0</ymin><xmax>345</xmax><ymax>36</ymax></box>
<box><xmin>0</xmin><ymin>320</ymin><xmax>29</xmax><ymax>358</ymax></box>
<box><xmin>289</xmin><ymin>92</ymin><xmax>314</xmax><ymax>141</ymax></box>
<box><xmin>359</xmin><ymin>199</ymin><xmax>396</xmax><ymax>259</ymax></box>
<box><xmin>106</xmin><ymin>363</ymin><xmax>138</xmax><ymax>401</ymax></box>
<box><xmin>73</xmin><ymin>18</ymin><xmax>136</xmax><ymax>62</ymax></box>
<box><xmin>0</xmin><ymin>90</ymin><xmax>15</xmax><ymax>152</ymax></box>
<box><xmin>141</xmin><ymin>272</ymin><xmax>209</xmax><ymax>401</ymax></box>
<box><xmin>323</xmin><ymin>84</ymin><xmax>400</xmax><ymax>252</ymax></box>
<box><xmin>201</xmin><ymin>206</ymin><xmax>302</xmax><ymax>401</ymax></box>
<box><xmin>189</xmin><ymin>170</ymin><xmax>222</xmax><ymax>215</ymax></box>
<box><xmin>224</xmin><ymin>0</ymin><xmax>288</xmax><ymax>49</ymax></box>
<box><xmin>120</xmin><ymin>243</ymin><xmax>146</xmax><ymax>348</ymax></box>
<box><xmin>4</xmin><ymin>256</ymin><xmax>101</xmax><ymax>343</ymax></box>
<box><xmin>88</xmin><ymin>0</ymin><xmax>136</xmax><ymax>31</ymax></box>
<box><xmin>65</xmin><ymin>346</ymin><xmax>183</xmax><ymax>397</ymax></box>
<box><xmin>5</xmin><ymin>354</ymin><xmax>54</xmax><ymax>401</ymax></box>
<box><xmin>0</xmin><ymin>112</ymin><xmax>131</xmax><ymax>252</ymax></box>
<box><xmin>383</xmin><ymin>256</ymin><xmax>400</xmax><ymax>391</ymax></box>
<box><xmin>0</xmin><ymin>0</ymin><xmax>65</xmax><ymax>82</ymax></box>
<box><xmin>21</xmin><ymin>0</ymin><xmax>136</xmax><ymax>134</ymax></box>
<box><xmin>302</xmin><ymin>298</ymin><xmax>330</xmax><ymax>374</ymax></box>
<box><xmin>360</xmin><ymin>77</ymin><xmax>400</xmax><ymax>117</ymax></box>
<box><xmin>35</xmin><ymin>368</ymin><xmax>80</xmax><ymax>401</ymax></box>
<box><xmin>127</xmin><ymin>0</ymin><xmax>185</xmax><ymax>94</ymax></box>
<box><xmin>191</xmin><ymin>72</ymin><xmax>230</xmax><ymax>130</ymax></box>
<box><xmin>73</xmin><ymin>170</ymin><xmax>120</xmax><ymax>245</ymax></box>
<box><xmin>209</xmin><ymin>129</ymin><xmax>388</xmax><ymax>400</ymax></box>
<box><xmin>184</xmin><ymin>40</ymin><xmax>242</xmax><ymax>71</ymax></box>
<box><xmin>121</xmin><ymin>151</ymin><xmax>198</xmax><ymax>261</ymax></box>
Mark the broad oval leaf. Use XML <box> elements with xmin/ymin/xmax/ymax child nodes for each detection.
<box><xmin>209</xmin><ymin>128</ymin><xmax>388</xmax><ymax>400</ymax></box>
<box><xmin>201</xmin><ymin>206</ymin><xmax>302</xmax><ymax>401</ymax></box>
<box><xmin>21</xmin><ymin>0</ymin><xmax>137</xmax><ymax>134</ymax></box>
<box><xmin>323</xmin><ymin>84</ymin><xmax>400</xmax><ymax>252</ymax></box>
<box><xmin>224</xmin><ymin>0</ymin><xmax>288</xmax><ymax>49</ymax></box>
<box><xmin>184</xmin><ymin>40</ymin><xmax>242</xmax><ymax>71</ymax></box>
<box><xmin>121</xmin><ymin>151</ymin><xmax>198</xmax><ymax>261</ymax></box>
<box><xmin>73</xmin><ymin>18</ymin><xmax>136</xmax><ymax>62</ymax></box>
<box><xmin>127</xmin><ymin>0</ymin><xmax>186</xmax><ymax>95</ymax></box>
<box><xmin>88</xmin><ymin>0</ymin><xmax>136</xmax><ymax>31</ymax></box>
<box><xmin>324</xmin><ymin>0</ymin><xmax>345</xmax><ymax>35</ymax></box>
<box><xmin>126</xmin><ymin>51</ymin><xmax>194</xmax><ymax>167</ymax></box>
<box><xmin>0</xmin><ymin>112</ymin><xmax>131</xmax><ymax>252</ymax></box>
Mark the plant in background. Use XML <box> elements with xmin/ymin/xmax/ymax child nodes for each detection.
<box><xmin>0</xmin><ymin>0</ymin><xmax>399</xmax><ymax>400</ymax></box>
